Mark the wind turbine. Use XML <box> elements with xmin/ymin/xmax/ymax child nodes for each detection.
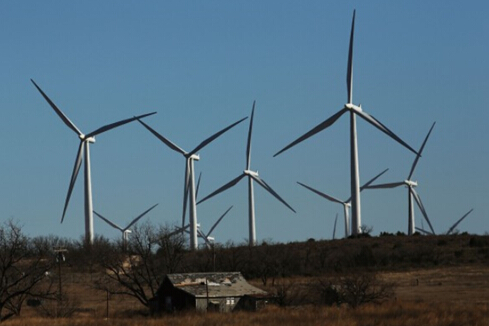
<box><xmin>366</xmin><ymin>122</ymin><xmax>436</xmax><ymax>235</ymax></box>
<box><xmin>298</xmin><ymin>168</ymin><xmax>388</xmax><ymax>238</ymax></box>
<box><xmin>273</xmin><ymin>10</ymin><xmax>418</xmax><ymax>235</ymax></box>
<box><xmin>416</xmin><ymin>209</ymin><xmax>473</xmax><ymax>235</ymax></box>
<box><xmin>31</xmin><ymin>79</ymin><xmax>156</xmax><ymax>244</ymax></box>
<box><xmin>198</xmin><ymin>101</ymin><xmax>296</xmax><ymax>246</ymax></box>
<box><xmin>172</xmin><ymin>206</ymin><xmax>233</xmax><ymax>247</ymax></box>
<box><xmin>137</xmin><ymin>116</ymin><xmax>247</xmax><ymax>250</ymax></box>
<box><xmin>94</xmin><ymin>203</ymin><xmax>158</xmax><ymax>247</ymax></box>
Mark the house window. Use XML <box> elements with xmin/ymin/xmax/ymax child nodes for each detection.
<box><xmin>226</xmin><ymin>297</ymin><xmax>235</xmax><ymax>305</ymax></box>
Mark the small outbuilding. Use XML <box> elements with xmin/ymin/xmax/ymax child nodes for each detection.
<box><xmin>150</xmin><ymin>272</ymin><xmax>268</xmax><ymax>313</ymax></box>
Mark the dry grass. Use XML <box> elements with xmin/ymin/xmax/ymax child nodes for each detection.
<box><xmin>4</xmin><ymin>264</ymin><xmax>489</xmax><ymax>325</ymax></box>
<box><xmin>3</xmin><ymin>301</ymin><xmax>489</xmax><ymax>326</ymax></box>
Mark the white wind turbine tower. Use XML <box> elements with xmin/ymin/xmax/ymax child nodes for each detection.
<box><xmin>366</xmin><ymin>122</ymin><xmax>436</xmax><ymax>235</ymax></box>
<box><xmin>198</xmin><ymin>101</ymin><xmax>296</xmax><ymax>246</ymax></box>
<box><xmin>274</xmin><ymin>10</ymin><xmax>418</xmax><ymax>235</ymax></box>
<box><xmin>298</xmin><ymin>168</ymin><xmax>388</xmax><ymax>238</ymax></box>
<box><xmin>94</xmin><ymin>203</ymin><xmax>158</xmax><ymax>247</ymax></box>
<box><xmin>416</xmin><ymin>209</ymin><xmax>473</xmax><ymax>235</ymax></box>
<box><xmin>332</xmin><ymin>214</ymin><xmax>338</xmax><ymax>240</ymax></box>
<box><xmin>31</xmin><ymin>79</ymin><xmax>156</xmax><ymax>244</ymax></box>
<box><xmin>137</xmin><ymin>117</ymin><xmax>247</xmax><ymax>250</ymax></box>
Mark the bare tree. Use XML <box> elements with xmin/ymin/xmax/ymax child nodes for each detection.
<box><xmin>98</xmin><ymin>222</ymin><xmax>186</xmax><ymax>307</ymax></box>
<box><xmin>337</xmin><ymin>271</ymin><xmax>395</xmax><ymax>308</ymax></box>
<box><xmin>0</xmin><ymin>220</ymin><xmax>54</xmax><ymax>321</ymax></box>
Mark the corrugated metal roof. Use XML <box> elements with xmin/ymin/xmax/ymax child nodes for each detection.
<box><xmin>165</xmin><ymin>272</ymin><xmax>267</xmax><ymax>298</ymax></box>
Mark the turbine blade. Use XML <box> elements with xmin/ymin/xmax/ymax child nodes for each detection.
<box><xmin>365</xmin><ymin>181</ymin><xmax>405</xmax><ymax>189</ymax></box>
<box><xmin>252</xmin><ymin>175</ymin><xmax>296</xmax><ymax>213</ymax></box>
<box><xmin>411</xmin><ymin>188</ymin><xmax>435</xmax><ymax>234</ymax></box>
<box><xmin>125</xmin><ymin>203</ymin><xmax>159</xmax><ymax>230</ymax></box>
<box><xmin>207</xmin><ymin>206</ymin><xmax>234</xmax><ymax>237</ymax></box>
<box><xmin>446</xmin><ymin>209</ymin><xmax>473</xmax><ymax>235</ymax></box>
<box><xmin>360</xmin><ymin>168</ymin><xmax>389</xmax><ymax>191</ymax></box>
<box><xmin>343</xmin><ymin>168</ymin><xmax>390</xmax><ymax>202</ymax></box>
<box><xmin>246</xmin><ymin>101</ymin><xmax>256</xmax><ymax>170</ymax></box>
<box><xmin>408</xmin><ymin>122</ymin><xmax>436</xmax><ymax>180</ymax></box>
<box><xmin>137</xmin><ymin>119</ymin><xmax>187</xmax><ymax>155</ymax></box>
<box><xmin>168</xmin><ymin>224</ymin><xmax>190</xmax><ymax>237</ymax></box>
<box><xmin>197</xmin><ymin>174</ymin><xmax>246</xmax><ymax>205</ymax></box>
<box><xmin>274</xmin><ymin>108</ymin><xmax>348</xmax><ymax>157</ymax></box>
<box><xmin>297</xmin><ymin>181</ymin><xmax>345</xmax><ymax>205</ymax></box>
<box><xmin>355</xmin><ymin>109</ymin><xmax>419</xmax><ymax>156</ymax></box>
<box><xmin>86</xmin><ymin>112</ymin><xmax>156</xmax><ymax>138</ymax></box>
<box><xmin>189</xmin><ymin>116</ymin><xmax>248</xmax><ymax>156</ymax></box>
<box><xmin>93</xmin><ymin>211</ymin><xmax>124</xmax><ymax>232</ymax></box>
<box><xmin>195</xmin><ymin>172</ymin><xmax>202</xmax><ymax>200</ymax></box>
<box><xmin>198</xmin><ymin>229</ymin><xmax>212</xmax><ymax>246</ymax></box>
<box><xmin>31</xmin><ymin>79</ymin><xmax>83</xmax><ymax>136</ymax></box>
<box><xmin>61</xmin><ymin>141</ymin><xmax>84</xmax><ymax>223</ymax></box>
<box><xmin>347</xmin><ymin>10</ymin><xmax>356</xmax><ymax>104</ymax></box>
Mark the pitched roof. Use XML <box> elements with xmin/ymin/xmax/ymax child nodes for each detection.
<box><xmin>165</xmin><ymin>272</ymin><xmax>267</xmax><ymax>298</ymax></box>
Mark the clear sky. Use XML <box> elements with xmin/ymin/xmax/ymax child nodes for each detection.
<box><xmin>1</xmin><ymin>1</ymin><xmax>488</xmax><ymax>244</ymax></box>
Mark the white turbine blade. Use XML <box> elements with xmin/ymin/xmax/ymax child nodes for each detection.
<box><xmin>189</xmin><ymin>116</ymin><xmax>248</xmax><ymax>156</ymax></box>
<box><xmin>360</xmin><ymin>169</ymin><xmax>389</xmax><ymax>191</ymax></box>
<box><xmin>251</xmin><ymin>175</ymin><xmax>296</xmax><ymax>213</ymax></box>
<box><xmin>355</xmin><ymin>109</ymin><xmax>419</xmax><ymax>156</ymax></box>
<box><xmin>408</xmin><ymin>122</ymin><xmax>436</xmax><ymax>180</ymax></box>
<box><xmin>197</xmin><ymin>174</ymin><xmax>246</xmax><ymax>205</ymax></box>
<box><xmin>198</xmin><ymin>229</ymin><xmax>212</xmax><ymax>246</ymax></box>
<box><xmin>411</xmin><ymin>188</ymin><xmax>435</xmax><ymax>234</ymax></box>
<box><xmin>446</xmin><ymin>209</ymin><xmax>473</xmax><ymax>235</ymax></box>
<box><xmin>31</xmin><ymin>79</ymin><xmax>84</xmax><ymax>137</ymax></box>
<box><xmin>246</xmin><ymin>101</ymin><xmax>255</xmax><ymax>170</ymax></box>
<box><xmin>415</xmin><ymin>227</ymin><xmax>433</xmax><ymax>235</ymax></box>
<box><xmin>86</xmin><ymin>112</ymin><xmax>156</xmax><ymax>138</ymax></box>
<box><xmin>137</xmin><ymin>119</ymin><xmax>187</xmax><ymax>155</ymax></box>
<box><xmin>297</xmin><ymin>181</ymin><xmax>345</xmax><ymax>205</ymax></box>
<box><xmin>365</xmin><ymin>181</ymin><xmax>405</xmax><ymax>189</ymax></box>
<box><xmin>344</xmin><ymin>168</ymin><xmax>390</xmax><ymax>202</ymax></box>
<box><xmin>124</xmin><ymin>203</ymin><xmax>159</xmax><ymax>231</ymax></box>
<box><xmin>195</xmin><ymin>172</ymin><xmax>202</xmax><ymax>201</ymax></box>
<box><xmin>61</xmin><ymin>141</ymin><xmax>84</xmax><ymax>223</ymax></box>
<box><xmin>207</xmin><ymin>206</ymin><xmax>234</xmax><ymax>237</ymax></box>
<box><xmin>347</xmin><ymin>10</ymin><xmax>356</xmax><ymax>104</ymax></box>
<box><xmin>332</xmin><ymin>215</ymin><xmax>338</xmax><ymax>239</ymax></box>
<box><xmin>274</xmin><ymin>108</ymin><xmax>348</xmax><ymax>157</ymax></box>
<box><xmin>93</xmin><ymin>211</ymin><xmax>124</xmax><ymax>232</ymax></box>
<box><xmin>181</xmin><ymin>159</ymin><xmax>190</xmax><ymax>228</ymax></box>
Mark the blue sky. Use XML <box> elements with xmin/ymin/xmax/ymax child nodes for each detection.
<box><xmin>1</xmin><ymin>1</ymin><xmax>488</xmax><ymax>244</ymax></box>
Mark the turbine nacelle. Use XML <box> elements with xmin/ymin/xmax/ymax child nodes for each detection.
<box><xmin>405</xmin><ymin>180</ymin><xmax>418</xmax><ymax>187</ymax></box>
<box><xmin>189</xmin><ymin>154</ymin><xmax>200</xmax><ymax>161</ymax></box>
<box><xmin>79</xmin><ymin>134</ymin><xmax>96</xmax><ymax>143</ymax></box>
<box><xmin>244</xmin><ymin>170</ymin><xmax>259</xmax><ymax>178</ymax></box>
<box><xmin>345</xmin><ymin>103</ymin><xmax>362</xmax><ymax>113</ymax></box>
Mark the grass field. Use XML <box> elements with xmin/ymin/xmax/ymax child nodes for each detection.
<box><xmin>4</xmin><ymin>265</ymin><xmax>488</xmax><ymax>326</ymax></box>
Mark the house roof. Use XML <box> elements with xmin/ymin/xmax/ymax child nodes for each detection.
<box><xmin>164</xmin><ymin>272</ymin><xmax>267</xmax><ymax>298</ymax></box>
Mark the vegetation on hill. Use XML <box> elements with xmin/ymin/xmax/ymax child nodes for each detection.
<box><xmin>1</xmin><ymin>219</ymin><xmax>488</xmax><ymax>324</ymax></box>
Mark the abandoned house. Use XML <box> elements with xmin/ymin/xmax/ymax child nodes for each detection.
<box><xmin>150</xmin><ymin>272</ymin><xmax>268</xmax><ymax>313</ymax></box>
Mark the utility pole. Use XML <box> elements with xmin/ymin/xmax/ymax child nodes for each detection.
<box><xmin>53</xmin><ymin>246</ymin><xmax>67</xmax><ymax>314</ymax></box>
